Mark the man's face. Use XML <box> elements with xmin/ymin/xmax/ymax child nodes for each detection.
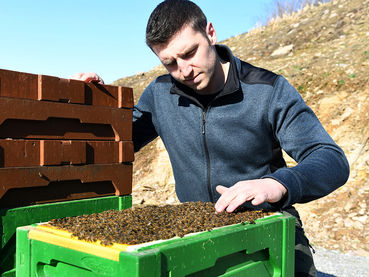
<box><xmin>152</xmin><ymin>23</ymin><xmax>218</xmax><ymax>94</ymax></box>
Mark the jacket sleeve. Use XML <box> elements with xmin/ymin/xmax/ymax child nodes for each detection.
<box><xmin>132</xmin><ymin>84</ymin><xmax>159</xmax><ymax>152</ymax></box>
<box><xmin>263</xmin><ymin>76</ymin><xmax>350</xmax><ymax>208</ymax></box>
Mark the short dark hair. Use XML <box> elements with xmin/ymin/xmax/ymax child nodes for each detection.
<box><xmin>146</xmin><ymin>0</ymin><xmax>207</xmax><ymax>48</ymax></box>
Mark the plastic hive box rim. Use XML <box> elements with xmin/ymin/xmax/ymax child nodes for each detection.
<box><xmin>25</xmin><ymin>212</ymin><xmax>284</xmax><ymax>262</ymax></box>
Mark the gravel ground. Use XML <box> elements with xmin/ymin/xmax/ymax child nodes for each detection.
<box><xmin>314</xmin><ymin>247</ymin><xmax>369</xmax><ymax>277</ymax></box>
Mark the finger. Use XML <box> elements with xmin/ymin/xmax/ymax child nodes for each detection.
<box><xmin>216</xmin><ymin>185</ymin><xmax>228</xmax><ymax>195</ymax></box>
<box><xmin>89</xmin><ymin>75</ymin><xmax>105</xmax><ymax>84</ymax></box>
<box><xmin>251</xmin><ymin>192</ymin><xmax>268</xmax><ymax>206</ymax></box>
<box><xmin>88</xmin><ymin>77</ymin><xmax>102</xmax><ymax>83</ymax></box>
<box><xmin>84</xmin><ymin>73</ymin><xmax>98</xmax><ymax>82</ymax></box>
<box><xmin>84</xmin><ymin>76</ymin><xmax>95</xmax><ymax>82</ymax></box>
<box><xmin>225</xmin><ymin>195</ymin><xmax>244</xmax><ymax>213</ymax></box>
<box><xmin>69</xmin><ymin>72</ymin><xmax>104</xmax><ymax>84</ymax></box>
<box><xmin>70</xmin><ymin>72</ymin><xmax>91</xmax><ymax>81</ymax></box>
<box><xmin>215</xmin><ymin>190</ymin><xmax>237</xmax><ymax>213</ymax></box>
<box><xmin>225</xmin><ymin>193</ymin><xmax>255</xmax><ymax>213</ymax></box>
<box><xmin>69</xmin><ymin>73</ymin><xmax>83</xmax><ymax>80</ymax></box>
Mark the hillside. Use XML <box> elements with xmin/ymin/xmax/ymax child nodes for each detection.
<box><xmin>113</xmin><ymin>0</ymin><xmax>369</xmax><ymax>256</ymax></box>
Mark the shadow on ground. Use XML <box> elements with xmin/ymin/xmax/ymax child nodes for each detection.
<box><xmin>317</xmin><ymin>271</ymin><xmax>336</xmax><ymax>277</ymax></box>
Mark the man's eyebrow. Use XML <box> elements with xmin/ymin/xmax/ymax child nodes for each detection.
<box><xmin>179</xmin><ymin>44</ymin><xmax>198</xmax><ymax>57</ymax></box>
<box><xmin>160</xmin><ymin>43</ymin><xmax>199</xmax><ymax>65</ymax></box>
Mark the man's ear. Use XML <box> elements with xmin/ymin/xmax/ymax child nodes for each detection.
<box><xmin>206</xmin><ymin>22</ymin><xmax>217</xmax><ymax>45</ymax></box>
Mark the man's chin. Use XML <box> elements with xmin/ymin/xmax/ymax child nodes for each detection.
<box><xmin>193</xmin><ymin>82</ymin><xmax>214</xmax><ymax>94</ymax></box>
<box><xmin>178</xmin><ymin>78</ymin><xmax>211</xmax><ymax>94</ymax></box>
<box><xmin>181</xmin><ymin>81</ymin><xmax>202</xmax><ymax>92</ymax></box>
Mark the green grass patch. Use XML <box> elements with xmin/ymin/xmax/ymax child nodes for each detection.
<box><xmin>297</xmin><ymin>85</ymin><xmax>305</xmax><ymax>93</ymax></box>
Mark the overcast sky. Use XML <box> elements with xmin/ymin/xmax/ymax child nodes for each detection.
<box><xmin>1</xmin><ymin>0</ymin><xmax>274</xmax><ymax>83</ymax></box>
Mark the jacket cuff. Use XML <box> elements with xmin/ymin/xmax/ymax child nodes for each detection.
<box><xmin>262</xmin><ymin>168</ymin><xmax>303</xmax><ymax>208</ymax></box>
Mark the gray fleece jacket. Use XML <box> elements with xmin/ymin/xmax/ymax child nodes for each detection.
<box><xmin>133</xmin><ymin>45</ymin><xmax>349</xmax><ymax>210</ymax></box>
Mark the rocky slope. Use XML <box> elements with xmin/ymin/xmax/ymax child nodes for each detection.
<box><xmin>114</xmin><ymin>0</ymin><xmax>369</xmax><ymax>256</ymax></box>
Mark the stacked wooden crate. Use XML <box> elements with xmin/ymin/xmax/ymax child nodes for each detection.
<box><xmin>0</xmin><ymin>68</ymin><xmax>134</xmax><ymax>277</ymax></box>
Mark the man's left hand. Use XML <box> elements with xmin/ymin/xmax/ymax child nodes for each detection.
<box><xmin>215</xmin><ymin>178</ymin><xmax>287</xmax><ymax>213</ymax></box>
<box><xmin>70</xmin><ymin>72</ymin><xmax>105</xmax><ymax>84</ymax></box>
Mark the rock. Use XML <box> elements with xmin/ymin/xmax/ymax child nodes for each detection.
<box><xmin>359</xmin><ymin>209</ymin><xmax>366</xmax><ymax>215</ymax></box>
<box><xmin>344</xmin><ymin>218</ymin><xmax>354</xmax><ymax>227</ymax></box>
<box><xmin>353</xmin><ymin>221</ymin><xmax>364</xmax><ymax>229</ymax></box>
<box><xmin>353</xmin><ymin>215</ymin><xmax>368</xmax><ymax>223</ymax></box>
<box><xmin>329</xmin><ymin>12</ymin><xmax>338</xmax><ymax>18</ymax></box>
<box><xmin>318</xmin><ymin>95</ymin><xmax>343</xmax><ymax>117</ymax></box>
<box><xmin>271</xmin><ymin>44</ymin><xmax>294</xmax><ymax>57</ymax></box>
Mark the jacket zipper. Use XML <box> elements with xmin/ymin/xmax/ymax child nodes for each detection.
<box><xmin>202</xmin><ymin>108</ymin><xmax>214</xmax><ymax>202</ymax></box>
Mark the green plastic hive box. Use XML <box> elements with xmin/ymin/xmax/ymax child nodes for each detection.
<box><xmin>0</xmin><ymin>195</ymin><xmax>132</xmax><ymax>277</ymax></box>
<box><xmin>16</xmin><ymin>212</ymin><xmax>295</xmax><ymax>277</ymax></box>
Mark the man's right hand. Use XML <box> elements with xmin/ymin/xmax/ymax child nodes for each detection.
<box><xmin>215</xmin><ymin>178</ymin><xmax>287</xmax><ymax>213</ymax></box>
<box><xmin>70</xmin><ymin>72</ymin><xmax>104</xmax><ymax>84</ymax></box>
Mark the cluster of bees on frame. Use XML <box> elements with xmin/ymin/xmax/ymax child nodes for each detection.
<box><xmin>49</xmin><ymin>202</ymin><xmax>271</xmax><ymax>246</ymax></box>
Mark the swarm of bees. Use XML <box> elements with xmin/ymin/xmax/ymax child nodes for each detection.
<box><xmin>49</xmin><ymin>202</ymin><xmax>271</xmax><ymax>246</ymax></box>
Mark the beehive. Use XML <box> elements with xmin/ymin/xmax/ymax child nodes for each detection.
<box><xmin>16</xmin><ymin>208</ymin><xmax>295</xmax><ymax>276</ymax></box>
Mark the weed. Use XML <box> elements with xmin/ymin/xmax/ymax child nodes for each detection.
<box><xmin>298</xmin><ymin>85</ymin><xmax>305</xmax><ymax>92</ymax></box>
<box><xmin>348</xmin><ymin>74</ymin><xmax>356</xmax><ymax>78</ymax></box>
<box><xmin>364</xmin><ymin>51</ymin><xmax>369</xmax><ymax>59</ymax></box>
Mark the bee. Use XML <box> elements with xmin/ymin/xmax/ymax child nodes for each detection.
<box><xmin>48</xmin><ymin>202</ymin><xmax>270</xmax><ymax>245</ymax></box>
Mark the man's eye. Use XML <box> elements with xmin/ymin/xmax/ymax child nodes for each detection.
<box><xmin>184</xmin><ymin>50</ymin><xmax>195</xmax><ymax>58</ymax></box>
<box><xmin>163</xmin><ymin>60</ymin><xmax>175</xmax><ymax>67</ymax></box>
<box><xmin>166</xmin><ymin>61</ymin><xmax>176</xmax><ymax>67</ymax></box>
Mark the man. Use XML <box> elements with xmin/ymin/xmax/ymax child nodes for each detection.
<box><xmin>74</xmin><ymin>1</ymin><xmax>349</xmax><ymax>275</ymax></box>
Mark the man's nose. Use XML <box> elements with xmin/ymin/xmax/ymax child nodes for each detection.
<box><xmin>178</xmin><ymin>59</ymin><xmax>193</xmax><ymax>78</ymax></box>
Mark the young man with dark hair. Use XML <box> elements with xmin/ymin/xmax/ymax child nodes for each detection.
<box><xmin>73</xmin><ymin>1</ymin><xmax>349</xmax><ymax>275</ymax></box>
